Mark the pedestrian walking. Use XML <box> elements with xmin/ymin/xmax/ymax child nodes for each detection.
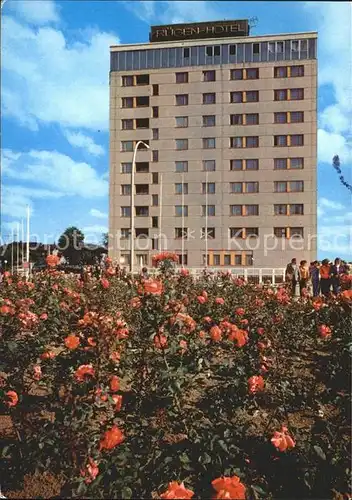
<box><xmin>299</xmin><ymin>260</ymin><xmax>309</xmax><ymax>296</ymax></box>
<box><xmin>320</xmin><ymin>259</ymin><xmax>331</xmax><ymax>297</ymax></box>
<box><xmin>285</xmin><ymin>258</ymin><xmax>299</xmax><ymax>296</ymax></box>
<box><xmin>310</xmin><ymin>261</ymin><xmax>320</xmax><ymax>297</ymax></box>
<box><xmin>330</xmin><ymin>257</ymin><xmax>344</xmax><ymax>295</ymax></box>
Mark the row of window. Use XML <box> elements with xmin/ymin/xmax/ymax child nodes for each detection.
<box><xmin>120</xmin><ymin>65</ymin><xmax>304</xmax><ymax>88</ymax></box>
<box><xmin>121</xmin><ymin>111</ymin><xmax>304</xmax><ymax>130</ymax></box>
<box><xmin>120</xmin><ymin>88</ymin><xmax>304</xmax><ymax>108</ymax></box>
<box><xmin>120</xmin><ymin>134</ymin><xmax>305</xmax><ymax>152</ymax></box>
<box><xmin>117</xmin><ymin>252</ymin><xmax>255</xmax><ymax>267</ymax></box>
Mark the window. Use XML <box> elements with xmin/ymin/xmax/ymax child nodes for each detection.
<box><xmin>183</xmin><ymin>48</ymin><xmax>190</xmax><ymax>58</ymax></box>
<box><xmin>152</xmin><ymin>150</ymin><xmax>159</xmax><ymax>162</ymax></box>
<box><xmin>202</xmin><ymin>205</ymin><xmax>215</xmax><ymax>216</ymax></box>
<box><xmin>121</xmin><ymin>162</ymin><xmax>132</xmax><ymax>173</ymax></box>
<box><xmin>121</xmin><ymin>141</ymin><xmax>134</xmax><ymax>152</ymax></box>
<box><xmin>224</xmin><ymin>254</ymin><xmax>231</xmax><ymax>266</ymax></box>
<box><xmin>229</xmin><ymin>44</ymin><xmax>236</xmax><ymax>55</ymax></box>
<box><xmin>268</xmin><ymin>42</ymin><xmax>276</xmax><ymax>54</ymax></box>
<box><xmin>252</xmin><ymin>43</ymin><xmax>260</xmax><ymax>54</ymax></box>
<box><xmin>246</xmin><ymin>228</ymin><xmax>259</xmax><ymax>237</ymax></box>
<box><xmin>230</xmin><ymin>137</ymin><xmax>242</xmax><ymax>148</ymax></box>
<box><xmin>291</xmin><ymin>134</ymin><xmax>304</xmax><ymax>146</ymax></box>
<box><xmin>230</xmin><ymin>114</ymin><xmax>243</xmax><ymax>125</ymax></box>
<box><xmin>203</xmin><ymin>70</ymin><xmax>216</xmax><ymax>82</ymax></box>
<box><xmin>230</xmin><ymin>159</ymin><xmax>242</xmax><ymax>171</ymax></box>
<box><xmin>135</xmin><ymin>184</ymin><xmax>149</xmax><ymax>195</ymax></box>
<box><xmin>122</xmin><ymin>75</ymin><xmax>133</xmax><ymax>87</ymax></box>
<box><xmin>291</xmin><ymin>111</ymin><xmax>304</xmax><ymax>123</ymax></box>
<box><xmin>245</xmin><ymin>254</ymin><xmax>253</xmax><ymax>266</ymax></box>
<box><xmin>289</xmin><ymin>204</ymin><xmax>304</xmax><ymax>215</ymax></box>
<box><xmin>203</xmin><ymin>138</ymin><xmax>216</xmax><ymax>149</ymax></box>
<box><xmin>203</xmin><ymin>93</ymin><xmax>216</xmax><ymax>104</ymax></box>
<box><xmin>246</xmin><ymin>91</ymin><xmax>259</xmax><ymax>102</ymax></box>
<box><xmin>246</xmin><ymin>137</ymin><xmax>259</xmax><ymax>148</ymax></box>
<box><xmin>291</xmin><ymin>40</ymin><xmax>299</xmax><ymax>52</ymax></box>
<box><xmin>203</xmin><ymin>115</ymin><xmax>216</xmax><ymax>127</ymax></box>
<box><xmin>230</xmin><ymin>182</ymin><xmax>243</xmax><ymax>193</ymax></box>
<box><xmin>136</xmin><ymin>206</ymin><xmax>149</xmax><ymax>217</ymax></box>
<box><xmin>274</xmin><ymin>135</ymin><xmax>288</xmax><ymax>147</ymax></box>
<box><xmin>300</xmin><ymin>40</ymin><xmax>308</xmax><ymax>51</ymax></box>
<box><xmin>230</xmin><ymin>205</ymin><xmax>242</xmax><ymax>216</ymax></box>
<box><xmin>290</xmin><ymin>158</ymin><xmax>304</xmax><ymax>169</ymax></box>
<box><xmin>213</xmin><ymin>254</ymin><xmax>221</xmax><ymax>266</ymax></box>
<box><xmin>274</xmin><ymin>89</ymin><xmax>288</xmax><ymax>101</ymax></box>
<box><xmin>136</xmin><ymin>254</ymin><xmax>148</xmax><ymax>266</ymax></box>
<box><xmin>206</xmin><ymin>46</ymin><xmax>213</xmax><ymax>57</ymax></box>
<box><xmin>120</xmin><ymin>254</ymin><xmax>130</xmax><ymax>266</ymax></box>
<box><xmin>152</xmin><ymin>194</ymin><xmax>158</xmax><ymax>206</ymax></box>
<box><xmin>274</xmin><ymin>112</ymin><xmax>288</xmax><ymax>124</ymax></box>
<box><xmin>136</xmin><ymin>118</ymin><xmax>149</xmax><ymax>129</ymax></box>
<box><xmin>122</xmin><ymin>97</ymin><xmax>133</xmax><ymax>108</ymax></box>
<box><xmin>176</xmin><ymin>139</ymin><xmax>188</xmax><ymax>150</ymax></box>
<box><xmin>274</xmin><ymin>66</ymin><xmax>288</xmax><ymax>78</ymax></box>
<box><xmin>290</xmin><ymin>227</ymin><xmax>304</xmax><ymax>237</ymax></box>
<box><xmin>175</xmin><ymin>228</ymin><xmax>188</xmax><ymax>239</ymax></box>
<box><xmin>230</xmin><ymin>228</ymin><xmax>243</xmax><ymax>238</ymax></box>
<box><xmin>121</xmin><ymin>206</ymin><xmax>131</xmax><ymax>217</ymax></box>
<box><xmin>231</xmin><ymin>69</ymin><xmax>243</xmax><ymax>80</ymax></box>
<box><xmin>273</xmin><ymin>228</ymin><xmax>285</xmax><ymax>238</ymax></box>
<box><xmin>274</xmin><ymin>204</ymin><xmax>288</xmax><ymax>215</ymax></box>
<box><xmin>203</xmin><ymin>160</ymin><xmax>216</xmax><ymax>171</ymax></box>
<box><xmin>136</xmin><ymin>96</ymin><xmax>149</xmax><ymax>107</ymax></box>
<box><xmin>274</xmin><ymin>158</ymin><xmax>288</xmax><ymax>170</ymax></box>
<box><xmin>175</xmin><ymin>183</ymin><xmax>188</xmax><ymax>195</ymax></box>
<box><xmin>121</xmin><ymin>185</ymin><xmax>131</xmax><ymax>195</ymax></box>
<box><xmin>290</xmin><ymin>88</ymin><xmax>304</xmax><ymax>100</ymax></box>
<box><xmin>230</xmin><ymin>91</ymin><xmax>243</xmax><ymax>103</ymax></box>
<box><xmin>246</xmin><ymin>113</ymin><xmax>259</xmax><ymax>125</ymax></box>
<box><xmin>245</xmin><ymin>182</ymin><xmax>259</xmax><ymax>193</ymax></box>
<box><xmin>152</xmin><ymin>172</ymin><xmax>159</xmax><ymax>184</ymax></box>
<box><xmin>176</xmin><ymin>72</ymin><xmax>188</xmax><ymax>83</ymax></box>
<box><xmin>135</xmin><ymin>228</ymin><xmax>149</xmax><ymax>237</ymax></box>
<box><xmin>201</xmin><ymin>227</ymin><xmax>215</xmax><ymax>239</ymax></box>
<box><xmin>152</xmin><ymin>106</ymin><xmax>159</xmax><ymax>118</ymax></box>
<box><xmin>152</xmin><ymin>238</ymin><xmax>159</xmax><ymax>250</ymax></box>
<box><xmin>246</xmin><ymin>159</ymin><xmax>259</xmax><ymax>170</ymax></box>
<box><xmin>290</xmin><ymin>181</ymin><xmax>304</xmax><ymax>192</ymax></box>
<box><xmin>152</xmin><ymin>84</ymin><xmax>159</xmax><ymax>96</ymax></box>
<box><xmin>214</xmin><ymin>46</ymin><xmax>220</xmax><ymax>56</ymax></box>
<box><xmin>175</xmin><ymin>116</ymin><xmax>188</xmax><ymax>128</ymax></box>
<box><xmin>234</xmin><ymin>254</ymin><xmax>242</xmax><ymax>265</ymax></box>
<box><xmin>152</xmin><ymin>128</ymin><xmax>159</xmax><ymax>140</ymax></box>
<box><xmin>175</xmin><ymin>205</ymin><xmax>188</xmax><ymax>217</ymax></box>
<box><xmin>175</xmin><ymin>161</ymin><xmax>188</xmax><ymax>172</ymax></box>
<box><xmin>120</xmin><ymin>229</ymin><xmax>130</xmax><ymax>239</ymax></box>
<box><xmin>176</xmin><ymin>94</ymin><xmax>188</xmax><ymax>106</ymax></box>
<box><xmin>291</xmin><ymin>65</ymin><xmax>304</xmax><ymax>77</ymax></box>
<box><xmin>244</xmin><ymin>205</ymin><xmax>259</xmax><ymax>216</ymax></box>
<box><xmin>122</xmin><ymin>119</ymin><xmax>134</xmax><ymax>130</ymax></box>
<box><xmin>277</xmin><ymin>42</ymin><xmax>284</xmax><ymax>53</ymax></box>
<box><xmin>178</xmin><ymin>254</ymin><xmax>188</xmax><ymax>265</ymax></box>
<box><xmin>202</xmin><ymin>182</ymin><xmax>215</xmax><ymax>194</ymax></box>
<box><xmin>136</xmin><ymin>74</ymin><xmax>149</xmax><ymax>85</ymax></box>
<box><xmin>274</xmin><ymin>181</ymin><xmax>288</xmax><ymax>193</ymax></box>
<box><xmin>247</xmin><ymin>68</ymin><xmax>259</xmax><ymax>79</ymax></box>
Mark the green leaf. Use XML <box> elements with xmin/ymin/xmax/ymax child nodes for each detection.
<box><xmin>77</xmin><ymin>481</ymin><xmax>87</xmax><ymax>495</ymax></box>
<box><xmin>218</xmin><ymin>440</ymin><xmax>228</xmax><ymax>453</ymax></box>
<box><xmin>179</xmin><ymin>452</ymin><xmax>190</xmax><ymax>464</ymax></box>
<box><xmin>253</xmin><ymin>485</ymin><xmax>267</xmax><ymax>496</ymax></box>
<box><xmin>122</xmin><ymin>487</ymin><xmax>133</xmax><ymax>499</ymax></box>
<box><xmin>313</xmin><ymin>445</ymin><xmax>326</xmax><ymax>460</ymax></box>
<box><xmin>199</xmin><ymin>452</ymin><xmax>211</xmax><ymax>465</ymax></box>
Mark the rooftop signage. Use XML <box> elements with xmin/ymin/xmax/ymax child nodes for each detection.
<box><xmin>149</xmin><ymin>20</ymin><xmax>249</xmax><ymax>43</ymax></box>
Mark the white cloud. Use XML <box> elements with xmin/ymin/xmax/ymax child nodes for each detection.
<box><xmin>319</xmin><ymin>105</ymin><xmax>350</xmax><ymax>135</ymax></box>
<box><xmin>318</xmin><ymin>224</ymin><xmax>352</xmax><ymax>256</ymax></box>
<box><xmin>64</xmin><ymin>131</ymin><xmax>105</xmax><ymax>156</ymax></box>
<box><xmin>318</xmin><ymin>129</ymin><xmax>352</xmax><ymax>165</ymax></box>
<box><xmin>2</xmin><ymin>149</ymin><xmax>108</xmax><ymax>198</ymax></box>
<box><xmin>83</xmin><ymin>225</ymin><xmax>108</xmax><ymax>234</ymax></box>
<box><xmin>319</xmin><ymin>198</ymin><xmax>344</xmax><ymax>211</ymax></box>
<box><xmin>9</xmin><ymin>0</ymin><xmax>60</xmax><ymax>26</ymax></box>
<box><xmin>90</xmin><ymin>208</ymin><xmax>108</xmax><ymax>219</ymax></box>
<box><xmin>1</xmin><ymin>184</ymin><xmax>63</xmax><ymax>220</ymax></box>
<box><xmin>2</xmin><ymin>15</ymin><xmax>119</xmax><ymax>131</ymax></box>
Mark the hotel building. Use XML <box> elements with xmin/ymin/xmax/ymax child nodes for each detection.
<box><xmin>109</xmin><ymin>20</ymin><xmax>317</xmax><ymax>269</ymax></box>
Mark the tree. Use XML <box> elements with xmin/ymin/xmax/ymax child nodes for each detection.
<box><xmin>332</xmin><ymin>155</ymin><xmax>352</xmax><ymax>192</ymax></box>
<box><xmin>57</xmin><ymin>226</ymin><xmax>85</xmax><ymax>265</ymax></box>
<box><xmin>102</xmin><ymin>232</ymin><xmax>108</xmax><ymax>248</ymax></box>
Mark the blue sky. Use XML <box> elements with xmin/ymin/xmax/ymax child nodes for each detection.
<box><xmin>1</xmin><ymin>0</ymin><xmax>351</xmax><ymax>258</ymax></box>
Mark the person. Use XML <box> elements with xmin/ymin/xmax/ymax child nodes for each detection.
<box><xmin>285</xmin><ymin>258</ymin><xmax>299</xmax><ymax>296</ymax></box>
<box><xmin>330</xmin><ymin>257</ymin><xmax>344</xmax><ymax>295</ymax></box>
<box><xmin>310</xmin><ymin>261</ymin><xmax>320</xmax><ymax>297</ymax></box>
<box><xmin>320</xmin><ymin>259</ymin><xmax>331</xmax><ymax>296</ymax></box>
<box><xmin>141</xmin><ymin>267</ymin><xmax>149</xmax><ymax>279</ymax></box>
<box><xmin>299</xmin><ymin>260</ymin><xmax>309</xmax><ymax>296</ymax></box>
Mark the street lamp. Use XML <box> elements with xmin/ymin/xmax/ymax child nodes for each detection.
<box><xmin>131</xmin><ymin>140</ymin><xmax>150</xmax><ymax>275</ymax></box>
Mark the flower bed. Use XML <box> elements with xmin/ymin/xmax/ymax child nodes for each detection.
<box><xmin>0</xmin><ymin>262</ymin><xmax>351</xmax><ymax>499</ymax></box>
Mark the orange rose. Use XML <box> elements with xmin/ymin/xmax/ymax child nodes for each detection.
<box><xmin>40</xmin><ymin>351</ymin><xmax>56</xmax><ymax>360</ymax></box>
<box><xmin>143</xmin><ymin>279</ymin><xmax>164</xmax><ymax>295</ymax></box>
<box><xmin>46</xmin><ymin>254</ymin><xmax>60</xmax><ymax>267</ymax></box>
<box><xmin>87</xmin><ymin>337</ymin><xmax>97</xmax><ymax>347</ymax></box>
<box><xmin>210</xmin><ymin>325</ymin><xmax>222</xmax><ymax>342</ymax></box>
<box><xmin>65</xmin><ymin>335</ymin><xmax>80</xmax><ymax>349</ymax></box>
<box><xmin>212</xmin><ymin>476</ymin><xmax>246</xmax><ymax>500</ymax></box>
<box><xmin>99</xmin><ymin>425</ymin><xmax>124</xmax><ymax>451</ymax></box>
<box><xmin>318</xmin><ymin>324</ymin><xmax>332</xmax><ymax>339</ymax></box>
<box><xmin>154</xmin><ymin>334</ymin><xmax>168</xmax><ymax>349</ymax></box>
<box><xmin>160</xmin><ymin>481</ymin><xmax>194</xmax><ymax>499</ymax></box>
<box><xmin>75</xmin><ymin>364</ymin><xmax>95</xmax><ymax>382</ymax></box>
<box><xmin>100</xmin><ymin>278</ymin><xmax>110</xmax><ymax>289</ymax></box>
<box><xmin>81</xmin><ymin>457</ymin><xmax>99</xmax><ymax>484</ymax></box>
<box><xmin>112</xmin><ymin>394</ymin><xmax>123</xmax><ymax>412</ymax></box>
<box><xmin>5</xmin><ymin>390</ymin><xmax>18</xmax><ymax>407</ymax></box>
<box><xmin>271</xmin><ymin>426</ymin><xmax>295</xmax><ymax>451</ymax></box>
<box><xmin>248</xmin><ymin>375</ymin><xmax>265</xmax><ymax>394</ymax></box>
<box><xmin>110</xmin><ymin>375</ymin><xmax>120</xmax><ymax>392</ymax></box>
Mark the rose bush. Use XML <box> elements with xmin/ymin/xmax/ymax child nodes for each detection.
<box><xmin>0</xmin><ymin>259</ymin><xmax>351</xmax><ymax>499</ymax></box>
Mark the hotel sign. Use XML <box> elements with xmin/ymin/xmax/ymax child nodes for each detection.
<box><xmin>150</xmin><ymin>20</ymin><xmax>249</xmax><ymax>43</ymax></box>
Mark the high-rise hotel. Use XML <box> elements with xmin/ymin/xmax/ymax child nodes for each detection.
<box><xmin>109</xmin><ymin>20</ymin><xmax>317</xmax><ymax>269</ymax></box>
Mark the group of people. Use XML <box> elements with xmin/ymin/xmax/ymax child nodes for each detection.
<box><xmin>285</xmin><ymin>257</ymin><xmax>350</xmax><ymax>297</ymax></box>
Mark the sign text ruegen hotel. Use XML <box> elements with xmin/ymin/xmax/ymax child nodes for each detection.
<box><xmin>150</xmin><ymin>20</ymin><xmax>249</xmax><ymax>42</ymax></box>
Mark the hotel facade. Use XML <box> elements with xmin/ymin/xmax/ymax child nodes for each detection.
<box><xmin>109</xmin><ymin>20</ymin><xmax>317</xmax><ymax>269</ymax></box>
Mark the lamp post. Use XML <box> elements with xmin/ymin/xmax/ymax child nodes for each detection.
<box><xmin>131</xmin><ymin>140</ymin><xmax>150</xmax><ymax>275</ymax></box>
